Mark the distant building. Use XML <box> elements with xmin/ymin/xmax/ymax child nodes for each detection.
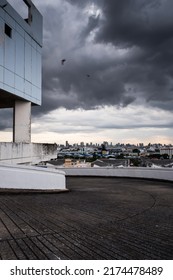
<box><xmin>160</xmin><ymin>147</ymin><xmax>173</xmax><ymax>159</ymax></box>
<box><xmin>139</xmin><ymin>143</ymin><xmax>144</xmax><ymax>147</ymax></box>
<box><xmin>65</xmin><ymin>140</ymin><xmax>69</xmax><ymax>147</ymax></box>
<box><xmin>103</xmin><ymin>141</ymin><xmax>108</xmax><ymax>147</ymax></box>
<box><xmin>0</xmin><ymin>0</ymin><xmax>42</xmax><ymax>142</ymax></box>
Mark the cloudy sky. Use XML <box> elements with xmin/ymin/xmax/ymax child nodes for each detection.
<box><xmin>1</xmin><ymin>0</ymin><xmax>173</xmax><ymax>145</ymax></box>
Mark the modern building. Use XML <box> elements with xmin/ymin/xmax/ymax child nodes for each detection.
<box><xmin>160</xmin><ymin>147</ymin><xmax>173</xmax><ymax>159</ymax></box>
<box><xmin>0</xmin><ymin>0</ymin><xmax>42</xmax><ymax>143</ymax></box>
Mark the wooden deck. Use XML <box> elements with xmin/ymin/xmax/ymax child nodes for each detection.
<box><xmin>0</xmin><ymin>177</ymin><xmax>173</xmax><ymax>259</ymax></box>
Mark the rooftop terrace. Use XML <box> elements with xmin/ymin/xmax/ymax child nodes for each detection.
<box><xmin>0</xmin><ymin>176</ymin><xmax>173</xmax><ymax>259</ymax></box>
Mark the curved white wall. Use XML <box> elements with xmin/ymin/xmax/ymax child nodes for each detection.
<box><xmin>1</xmin><ymin>165</ymin><xmax>172</xmax><ymax>192</ymax></box>
<box><xmin>0</xmin><ymin>164</ymin><xmax>66</xmax><ymax>191</ymax></box>
<box><xmin>62</xmin><ymin>167</ymin><xmax>173</xmax><ymax>182</ymax></box>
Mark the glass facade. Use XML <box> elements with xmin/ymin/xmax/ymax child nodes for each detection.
<box><xmin>0</xmin><ymin>0</ymin><xmax>42</xmax><ymax>106</ymax></box>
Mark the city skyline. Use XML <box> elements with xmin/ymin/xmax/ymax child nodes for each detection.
<box><xmin>57</xmin><ymin>141</ymin><xmax>173</xmax><ymax>147</ymax></box>
<box><xmin>1</xmin><ymin>0</ymin><xmax>173</xmax><ymax>145</ymax></box>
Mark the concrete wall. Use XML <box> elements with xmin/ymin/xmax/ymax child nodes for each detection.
<box><xmin>0</xmin><ymin>164</ymin><xmax>66</xmax><ymax>191</ymax></box>
<box><xmin>13</xmin><ymin>100</ymin><xmax>31</xmax><ymax>143</ymax></box>
<box><xmin>0</xmin><ymin>142</ymin><xmax>57</xmax><ymax>164</ymax></box>
<box><xmin>62</xmin><ymin>167</ymin><xmax>173</xmax><ymax>182</ymax></box>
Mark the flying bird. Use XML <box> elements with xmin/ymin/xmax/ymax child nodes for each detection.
<box><xmin>0</xmin><ymin>4</ymin><xmax>7</xmax><ymax>8</ymax></box>
<box><xmin>86</xmin><ymin>74</ymin><xmax>90</xmax><ymax>78</ymax></box>
<box><xmin>61</xmin><ymin>59</ymin><xmax>66</xmax><ymax>65</ymax></box>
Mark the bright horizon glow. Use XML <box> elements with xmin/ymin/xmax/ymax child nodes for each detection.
<box><xmin>0</xmin><ymin>131</ymin><xmax>172</xmax><ymax>145</ymax></box>
<box><xmin>1</xmin><ymin>105</ymin><xmax>173</xmax><ymax>146</ymax></box>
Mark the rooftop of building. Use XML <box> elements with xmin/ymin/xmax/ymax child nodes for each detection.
<box><xmin>0</xmin><ymin>176</ymin><xmax>172</xmax><ymax>260</ymax></box>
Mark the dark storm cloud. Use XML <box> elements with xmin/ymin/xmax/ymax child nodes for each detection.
<box><xmin>96</xmin><ymin>0</ymin><xmax>166</xmax><ymax>48</ymax></box>
<box><xmin>31</xmin><ymin>0</ymin><xmax>173</xmax><ymax>118</ymax></box>
<box><xmin>95</xmin><ymin>0</ymin><xmax>173</xmax><ymax>105</ymax></box>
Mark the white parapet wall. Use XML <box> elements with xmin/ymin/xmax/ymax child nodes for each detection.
<box><xmin>62</xmin><ymin>167</ymin><xmax>173</xmax><ymax>182</ymax></box>
<box><xmin>0</xmin><ymin>142</ymin><xmax>57</xmax><ymax>164</ymax></box>
<box><xmin>0</xmin><ymin>164</ymin><xmax>66</xmax><ymax>192</ymax></box>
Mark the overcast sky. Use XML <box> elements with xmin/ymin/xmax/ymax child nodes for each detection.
<box><xmin>1</xmin><ymin>0</ymin><xmax>173</xmax><ymax>145</ymax></box>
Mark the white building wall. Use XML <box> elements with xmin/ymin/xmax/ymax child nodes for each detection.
<box><xmin>0</xmin><ymin>0</ymin><xmax>42</xmax><ymax>105</ymax></box>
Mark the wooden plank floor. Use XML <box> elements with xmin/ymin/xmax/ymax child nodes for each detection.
<box><xmin>0</xmin><ymin>177</ymin><xmax>173</xmax><ymax>260</ymax></box>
